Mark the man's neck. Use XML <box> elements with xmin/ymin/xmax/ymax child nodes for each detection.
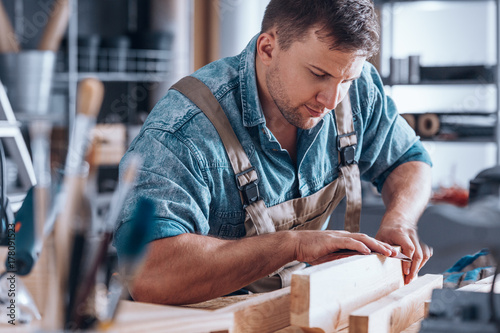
<box><xmin>255</xmin><ymin>58</ymin><xmax>298</xmax><ymax>164</ymax></box>
<box><xmin>255</xmin><ymin>56</ymin><xmax>296</xmax><ymax>135</ymax></box>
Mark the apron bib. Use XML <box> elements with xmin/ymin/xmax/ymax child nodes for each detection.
<box><xmin>171</xmin><ymin>76</ymin><xmax>362</xmax><ymax>292</ymax></box>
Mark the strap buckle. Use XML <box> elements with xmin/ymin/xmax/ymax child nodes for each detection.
<box><xmin>337</xmin><ymin>131</ymin><xmax>357</xmax><ymax>168</ymax></box>
<box><xmin>235</xmin><ymin>167</ymin><xmax>260</xmax><ymax>208</ymax></box>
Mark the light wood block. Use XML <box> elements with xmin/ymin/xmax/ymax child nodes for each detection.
<box><xmin>457</xmin><ymin>274</ymin><xmax>500</xmax><ymax>293</ymax></box>
<box><xmin>290</xmin><ymin>254</ymin><xmax>404</xmax><ymax>332</ymax></box>
<box><xmin>187</xmin><ymin>287</ymin><xmax>291</xmax><ymax>333</ymax></box>
<box><xmin>400</xmin><ymin>321</ymin><xmax>422</xmax><ymax>333</ymax></box>
<box><xmin>424</xmin><ymin>300</ymin><xmax>431</xmax><ymax>318</ymax></box>
<box><xmin>110</xmin><ymin>300</ymin><xmax>234</xmax><ymax>333</ymax></box>
<box><xmin>275</xmin><ymin>326</ymin><xmax>326</xmax><ymax>333</ymax></box>
<box><xmin>349</xmin><ymin>274</ymin><xmax>443</xmax><ymax>333</ymax></box>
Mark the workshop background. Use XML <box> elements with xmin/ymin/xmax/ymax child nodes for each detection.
<box><xmin>0</xmin><ymin>0</ymin><xmax>499</xmax><ymax>276</ymax></box>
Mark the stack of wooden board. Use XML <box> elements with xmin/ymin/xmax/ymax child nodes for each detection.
<box><xmin>0</xmin><ymin>251</ymin><xmax>446</xmax><ymax>333</ymax></box>
<box><xmin>349</xmin><ymin>274</ymin><xmax>443</xmax><ymax>333</ymax></box>
<box><xmin>185</xmin><ymin>287</ymin><xmax>291</xmax><ymax>333</ymax></box>
<box><xmin>290</xmin><ymin>253</ymin><xmax>405</xmax><ymax>331</ymax></box>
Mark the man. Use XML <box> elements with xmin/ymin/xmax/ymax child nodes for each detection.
<box><xmin>114</xmin><ymin>0</ymin><xmax>433</xmax><ymax>305</ymax></box>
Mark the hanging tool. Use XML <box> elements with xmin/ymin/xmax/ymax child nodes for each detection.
<box><xmin>98</xmin><ymin>197</ymin><xmax>155</xmax><ymax>329</ymax></box>
<box><xmin>38</xmin><ymin>0</ymin><xmax>71</xmax><ymax>52</ymax></box>
<box><xmin>42</xmin><ymin>77</ymin><xmax>104</xmax><ymax>331</ymax></box>
<box><xmin>0</xmin><ymin>1</ymin><xmax>20</xmax><ymax>53</ymax></box>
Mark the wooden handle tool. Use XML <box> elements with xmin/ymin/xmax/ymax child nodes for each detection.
<box><xmin>76</xmin><ymin>77</ymin><xmax>105</xmax><ymax>118</ymax></box>
<box><xmin>43</xmin><ymin>77</ymin><xmax>104</xmax><ymax>330</ymax></box>
<box><xmin>38</xmin><ymin>0</ymin><xmax>71</xmax><ymax>51</ymax></box>
<box><xmin>0</xmin><ymin>1</ymin><xmax>20</xmax><ymax>53</ymax></box>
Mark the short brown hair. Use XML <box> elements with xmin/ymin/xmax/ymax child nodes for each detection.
<box><xmin>261</xmin><ymin>0</ymin><xmax>380</xmax><ymax>57</ymax></box>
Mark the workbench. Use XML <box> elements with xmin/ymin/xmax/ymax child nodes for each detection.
<box><xmin>0</xmin><ymin>259</ymin><xmax>496</xmax><ymax>332</ymax></box>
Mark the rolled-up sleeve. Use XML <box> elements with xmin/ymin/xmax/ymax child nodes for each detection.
<box><xmin>113</xmin><ymin>128</ymin><xmax>211</xmax><ymax>256</ymax></box>
<box><xmin>357</xmin><ymin>64</ymin><xmax>432</xmax><ymax>192</ymax></box>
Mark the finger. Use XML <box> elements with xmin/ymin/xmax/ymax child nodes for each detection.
<box><xmin>381</xmin><ymin>243</ymin><xmax>398</xmax><ymax>256</ymax></box>
<box><xmin>374</xmin><ymin>238</ymin><xmax>397</xmax><ymax>255</ymax></box>
<box><xmin>338</xmin><ymin>238</ymin><xmax>372</xmax><ymax>254</ymax></box>
<box><xmin>308</xmin><ymin>253</ymin><xmax>354</xmax><ymax>266</ymax></box>
<box><xmin>378</xmin><ymin>241</ymin><xmax>397</xmax><ymax>257</ymax></box>
<box><xmin>408</xmin><ymin>236</ymin><xmax>424</xmax><ymax>283</ymax></box>
<box><xmin>418</xmin><ymin>243</ymin><xmax>433</xmax><ymax>271</ymax></box>
<box><xmin>352</xmin><ymin>234</ymin><xmax>393</xmax><ymax>256</ymax></box>
<box><xmin>397</xmin><ymin>234</ymin><xmax>415</xmax><ymax>276</ymax></box>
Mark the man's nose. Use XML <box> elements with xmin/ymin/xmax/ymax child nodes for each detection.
<box><xmin>317</xmin><ymin>83</ymin><xmax>342</xmax><ymax>111</ymax></box>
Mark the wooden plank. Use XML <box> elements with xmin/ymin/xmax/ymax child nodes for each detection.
<box><xmin>349</xmin><ymin>274</ymin><xmax>443</xmax><ymax>333</ymax></box>
<box><xmin>275</xmin><ymin>326</ymin><xmax>326</xmax><ymax>333</ymax></box>
<box><xmin>457</xmin><ymin>274</ymin><xmax>500</xmax><ymax>293</ymax></box>
<box><xmin>184</xmin><ymin>293</ymin><xmax>260</xmax><ymax>310</ymax></box>
<box><xmin>400</xmin><ymin>321</ymin><xmax>422</xmax><ymax>333</ymax></box>
<box><xmin>188</xmin><ymin>287</ymin><xmax>291</xmax><ymax>333</ymax></box>
<box><xmin>109</xmin><ymin>300</ymin><xmax>233</xmax><ymax>333</ymax></box>
<box><xmin>290</xmin><ymin>253</ymin><xmax>404</xmax><ymax>332</ymax></box>
<box><xmin>424</xmin><ymin>300</ymin><xmax>431</xmax><ymax>318</ymax></box>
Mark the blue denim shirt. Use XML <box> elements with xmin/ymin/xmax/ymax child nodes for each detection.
<box><xmin>113</xmin><ymin>35</ymin><xmax>431</xmax><ymax>252</ymax></box>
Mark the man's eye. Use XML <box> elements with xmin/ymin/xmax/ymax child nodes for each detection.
<box><xmin>311</xmin><ymin>71</ymin><xmax>326</xmax><ymax>78</ymax></box>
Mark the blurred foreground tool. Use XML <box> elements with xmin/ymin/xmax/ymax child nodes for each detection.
<box><xmin>7</xmin><ymin>187</ymin><xmax>36</xmax><ymax>275</ymax></box>
<box><xmin>72</xmin><ymin>157</ymin><xmax>142</xmax><ymax>329</ymax></box>
<box><xmin>38</xmin><ymin>0</ymin><xmax>71</xmax><ymax>52</ymax></box>
<box><xmin>42</xmin><ymin>77</ymin><xmax>104</xmax><ymax>331</ymax></box>
<box><xmin>0</xmin><ymin>1</ymin><xmax>20</xmax><ymax>53</ymax></box>
<box><xmin>99</xmin><ymin>197</ymin><xmax>155</xmax><ymax>329</ymax></box>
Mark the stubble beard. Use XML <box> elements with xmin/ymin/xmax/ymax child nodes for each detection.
<box><xmin>266</xmin><ymin>63</ymin><xmax>319</xmax><ymax>130</ymax></box>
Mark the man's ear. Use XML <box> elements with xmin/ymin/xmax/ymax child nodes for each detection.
<box><xmin>256</xmin><ymin>32</ymin><xmax>277</xmax><ymax>66</ymax></box>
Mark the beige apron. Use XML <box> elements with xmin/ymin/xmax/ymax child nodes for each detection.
<box><xmin>171</xmin><ymin>76</ymin><xmax>362</xmax><ymax>292</ymax></box>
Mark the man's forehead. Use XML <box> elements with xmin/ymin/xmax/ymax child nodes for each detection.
<box><xmin>288</xmin><ymin>31</ymin><xmax>366</xmax><ymax>74</ymax></box>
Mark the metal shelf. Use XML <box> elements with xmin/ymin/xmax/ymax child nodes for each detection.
<box><xmin>378</xmin><ymin>0</ymin><xmax>500</xmax><ymax>162</ymax></box>
<box><xmin>384</xmin><ymin>80</ymin><xmax>496</xmax><ymax>86</ymax></box>
<box><xmin>376</xmin><ymin>0</ymin><xmax>496</xmax><ymax>3</ymax></box>
<box><xmin>421</xmin><ymin>136</ymin><xmax>497</xmax><ymax>143</ymax></box>
<box><xmin>54</xmin><ymin>72</ymin><xmax>171</xmax><ymax>83</ymax></box>
<box><xmin>400</xmin><ymin>111</ymin><xmax>497</xmax><ymax>116</ymax></box>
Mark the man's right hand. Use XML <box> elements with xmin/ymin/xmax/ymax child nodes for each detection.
<box><xmin>292</xmin><ymin>230</ymin><xmax>397</xmax><ymax>264</ymax></box>
<box><xmin>130</xmin><ymin>230</ymin><xmax>397</xmax><ymax>305</ymax></box>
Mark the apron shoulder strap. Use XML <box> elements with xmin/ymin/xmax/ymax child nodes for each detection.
<box><xmin>335</xmin><ymin>95</ymin><xmax>362</xmax><ymax>233</ymax></box>
<box><xmin>170</xmin><ymin>76</ymin><xmax>260</xmax><ymax>207</ymax></box>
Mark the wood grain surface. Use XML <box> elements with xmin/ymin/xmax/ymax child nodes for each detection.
<box><xmin>290</xmin><ymin>252</ymin><xmax>404</xmax><ymax>332</ymax></box>
<box><xmin>349</xmin><ymin>274</ymin><xmax>443</xmax><ymax>333</ymax></box>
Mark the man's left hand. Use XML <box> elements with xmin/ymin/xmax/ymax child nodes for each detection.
<box><xmin>375</xmin><ymin>222</ymin><xmax>433</xmax><ymax>284</ymax></box>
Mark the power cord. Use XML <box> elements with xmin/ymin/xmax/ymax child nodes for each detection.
<box><xmin>0</xmin><ymin>140</ymin><xmax>13</xmax><ymax>246</ymax></box>
<box><xmin>489</xmin><ymin>250</ymin><xmax>500</xmax><ymax>331</ymax></box>
<box><xmin>0</xmin><ymin>140</ymin><xmax>6</xmax><ymax>240</ymax></box>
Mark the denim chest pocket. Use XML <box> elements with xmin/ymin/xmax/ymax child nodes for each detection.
<box><xmin>209</xmin><ymin>209</ymin><xmax>246</xmax><ymax>239</ymax></box>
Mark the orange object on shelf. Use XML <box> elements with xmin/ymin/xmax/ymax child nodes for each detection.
<box><xmin>431</xmin><ymin>186</ymin><xmax>469</xmax><ymax>207</ymax></box>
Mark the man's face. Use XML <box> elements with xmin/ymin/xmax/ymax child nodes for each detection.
<box><xmin>265</xmin><ymin>30</ymin><xmax>366</xmax><ymax>130</ymax></box>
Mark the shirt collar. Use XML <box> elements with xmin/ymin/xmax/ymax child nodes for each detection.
<box><xmin>239</xmin><ymin>34</ymin><xmax>266</xmax><ymax>127</ymax></box>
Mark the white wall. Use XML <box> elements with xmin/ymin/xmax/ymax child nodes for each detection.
<box><xmin>423</xmin><ymin>142</ymin><xmax>498</xmax><ymax>188</ymax></box>
<box><xmin>380</xmin><ymin>1</ymin><xmax>499</xmax><ymax>186</ymax></box>
<box><xmin>381</xmin><ymin>1</ymin><xmax>497</xmax><ymax>73</ymax></box>
<box><xmin>218</xmin><ymin>0</ymin><xmax>270</xmax><ymax>59</ymax></box>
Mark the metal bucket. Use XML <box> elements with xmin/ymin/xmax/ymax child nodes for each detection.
<box><xmin>0</xmin><ymin>51</ymin><xmax>56</xmax><ymax>117</ymax></box>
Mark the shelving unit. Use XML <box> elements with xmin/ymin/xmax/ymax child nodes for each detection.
<box><xmin>55</xmin><ymin>0</ymin><xmax>177</xmax><ymax>134</ymax></box>
<box><xmin>376</xmin><ymin>0</ymin><xmax>500</xmax><ymax>186</ymax></box>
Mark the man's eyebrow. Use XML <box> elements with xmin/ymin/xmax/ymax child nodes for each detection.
<box><xmin>309</xmin><ymin>64</ymin><xmax>360</xmax><ymax>81</ymax></box>
<box><xmin>310</xmin><ymin>65</ymin><xmax>332</xmax><ymax>77</ymax></box>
